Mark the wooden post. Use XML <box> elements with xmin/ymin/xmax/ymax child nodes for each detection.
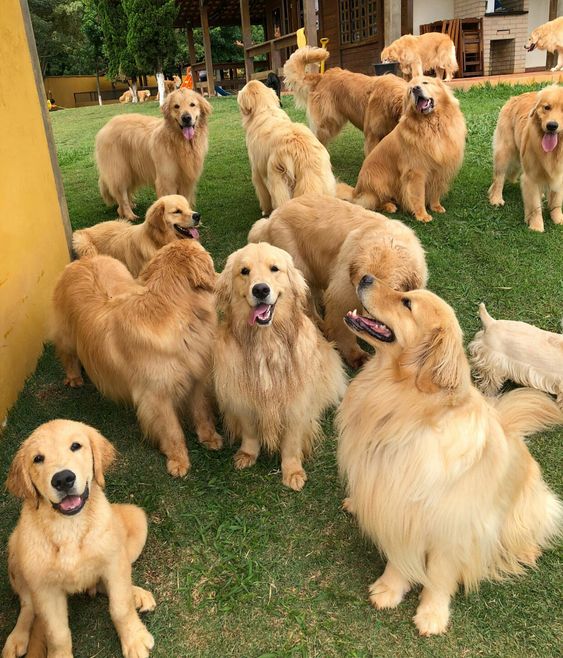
<box><xmin>199</xmin><ymin>1</ymin><xmax>215</xmax><ymax>96</ymax></box>
<box><xmin>239</xmin><ymin>0</ymin><xmax>254</xmax><ymax>81</ymax></box>
<box><xmin>303</xmin><ymin>0</ymin><xmax>317</xmax><ymax>47</ymax></box>
<box><xmin>186</xmin><ymin>25</ymin><xmax>199</xmax><ymax>85</ymax></box>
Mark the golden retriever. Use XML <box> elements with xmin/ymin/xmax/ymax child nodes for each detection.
<box><xmin>469</xmin><ymin>303</ymin><xmax>563</xmax><ymax>403</ymax></box>
<box><xmin>337</xmin><ymin>277</ymin><xmax>562</xmax><ymax>636</ymax></box>
<box><xmin>338</xmin><ymin>76</ymin><xmax>466</xmax><ymax>222</ymax></box>
<box><xmin>137</xmin><ymin>89</ymin><xmax>151</xmax><ymax>103</ymax></box>
<box><xmin>52</xmin><ymin>240</ymin><xmax>222</xmax><ymax>477</ymax></box>
<box><xmin>248</xmin><ymin>194</ymin><xmax>428</xmax><ymax>368</ymax></box>
<box><xmin>381</xmin><ymin>32</ymin><xmax>458</xmax><ymax>81</ymax></box>
<box><xmin>96</xmin><ymin>88</ymin><xmax>212</xmax><ymax>220</ymax></box>
<box><xmin>3</xmin><ymin>420</ymin><xmax>155</xmax><ymax>658</ymax></box>
<box><xmin>73</xmin><ymin>194</ymin><xmax>201</xmax><ymax>277</ymax></box>
<box><xmin>237</xmin><ymin>80</ymin><xmax>336</xmax><ymax>215</ymax></box>
<box><xmin>488</xmin><ymin>85</ymin><xmax>563</xmax><ymax>232</ymax></box>
<box><xmin>119</xmin><ymin>90</ymin><xmax>133</xmax><ymax>104</ymax></box>
<box><xmin>526</xmin><ymin>16</ymin><xmax>563</xmax><ymax>71</ymax></box>
<box><xmin>213</xmin><ymin>242</ymin><xmax>347</xmax><ymax>490</ymax></box>
<box><xmin>283</xmin><ymin>46</ymin><xmax>408</xmax><ymax>153</ymax></box>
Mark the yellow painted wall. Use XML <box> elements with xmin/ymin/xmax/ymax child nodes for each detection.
<box><xmin>0</xmin><ymin>0</ymin><xmax>71</xmax><ymax>425</ymax></box>
<box><xmin>45</xmin><ymin>74</ymin><xmax>158</xmax><ymax>108</ymax></box>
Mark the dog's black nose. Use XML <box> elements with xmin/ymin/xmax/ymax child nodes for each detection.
<box><xmin>546</xmin><ymin>121</ymin><xmax>559</xmax><ymax>132</ymax></box>
<box><xmin>51</xmin><ymin>469</ymin><xmax>76</xmax><ymax>492</ymax></box>
<box><xmin>411</xmin><ymin>85</ymin><xmax>422</xmax><ymax>94</ymax></box>
<box><xmin>181</xmin><ymin>113</ymin><xmax>193</xmax><ymax>126</ymax></box>
<box><xmin>359</xmin><ymin>275</ymin><xmax>375</xmax><ymax>289</ymax></box>
<box><xmin>192</xmin><ymin>212</ymin><xmax>200</xmax><ymax>225</ymax></box>
<box><xmin>252</xmin><ymin>283</ymin><xmax>270</xmax><ymax>300</ymax></box>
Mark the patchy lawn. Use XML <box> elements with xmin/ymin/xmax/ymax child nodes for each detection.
<box><xmin>0</xmin><ymin>85</ymin><xmax>561</xmax><ymax>658</ymax></box>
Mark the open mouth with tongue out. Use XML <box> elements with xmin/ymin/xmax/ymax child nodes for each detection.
<box><xmin>344</xmin><ymin>309</ymin><xmax>395</xmax><ymax>342</ymax></box>
<box><xmin>174</xmin><ymin>224</ymin><xmax>199</xmax><ymax>239</ymax></box>
<box><xmin>412</xmin><ymin>89</ymin><xmax>435</xmax><ymax>114</ymax></box>
<box><xmin>542</xmin><ymin>131</ymin><xmax>559</xmax><ymax>153</ymax></box>
<box><xmin>181</xmin><ymin>125</ymin><xmax>195</xmax><ymax>140</ymax></box>
<box><xmin>525</xmin><ymin>41</ymin><xmax>536</xmax><ymax>52</ymax></box>
<box><xmin>52</xmin><ymin>484</ymin><xmax>89</xmax><ymax>516</ymax></box>
<box><xmin>248</xmin><ymin>302</ymin><xmax>276</xmax><ymax>326</ymax></box>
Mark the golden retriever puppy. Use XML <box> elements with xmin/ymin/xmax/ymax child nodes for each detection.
<box><xmin>119</xmin><ymin>90</ymin><xmax>133</xmax><ymax>104</ymax></box>
<box><xmin>469</xmin><ymin>303</ymin><xmax>563</xmax><ymax>403</ymax></box>
<box><xmin>96</xmin><ymin>88</ymin><xmax>212</xmax><ymax>220</ymax></box>
<box><xmin>488</xmin><ymin>85</ymin><xmax>563</xmax><ymax>232</ymax></box>
<box><xmin>52</xmin><ymin>240</ymin><xmax>222</xmax><ymax>477</ymax></box>
<box><xmin>248</xmin><ymin>194</ymin><xmax>427</xmax><ymax>368</ymax></box>
<box><xmin>381</xmin><ymin>32</ymin><xmax>458</xmax><ymax>81</ymax></box>
<box><xmin>526</xmin><ymin>16</ymin><xmax>563</xmax><ymax>71</ymax></box>
<box><xmin>337</xmin><ymin>277</ymin><xmax>562</xmax><ymax>636</ymax></box>
<box><xmin>283</xmin><ymin>46</ymin><xmax>407</xmax><ymax>153</ymax></box>
<box><xmin>137</xmin><ymin>89</ymin><xmax>151</xmax><ymax>103</ymax></box>
<box><xmin>213</xmin><ymin>242</ymin><xmax>347</xmax><ymax>491</ymax></box>
<box><xmin>338</xmin><ymin>76</ymin><xmax>466</xmax><ymax>222</ymax></box>
<box><xmin>237</xmin><ymin>80</ymin><xmax>336</xmax><ymax>215</ymax></box>
<box><xmin>3</xmin><ymin>420</ymin><xmax>155</xmax><ymax>658</ymax></box>
<box><xmin>73</xmin><ymin>194</ymin><xmax>201</xmax><ymax>277</ymax></box>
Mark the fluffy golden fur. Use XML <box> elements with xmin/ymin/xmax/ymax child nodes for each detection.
<box><xmin>73</xmin><ymin>194</ymin><xmax>201</xmax><ymax>277</ymax></box>
<box><xmin>381</xmin><ymin>32</ymin><xmax>458</xmax><ymax>81</ymax></box>
<box><xmin>337</xmin><ymin>278</ymin><xmax>563</xmax><ymax>636</ymax></box>
<box><xmin>488</xmin><ymin>85</ymin><xmax>563</xmax><ymax>232</ymax></box>
<box><xmin>119</xmin><ymin>90</ymin><xmax>133</xmax><ymax>104</ymax></box>
<box><xmin>338</xmin><ymin>76</ymin><xmax>466</xmax><ymax>222</ymax></box>
<box><xmin>526</xmin><ymin>16</ymin><xmax>563</xmax><ymax>71</ymax></box>
<box><xmin>213</xmin><ymin>242</ymin><xmax>347</xmax><ymax>491</ymax></box>
<box><xmin>3</xmin><ymin>420</ymin><xmax>155</xmax><ymax>658</ymax></box>
<box><xmin>52</xmin><ymin>240</ymin><xmax>222</xmax><ymax>478</ymax></box>
<box><xmin>283</xmin><ymin>46</ymin><xmax>407</xmax><ymax>153</ymax></box>
<box><xmin>137</xmin><ymin>90</ymin><xmax>151</xmax><ymax>103</ymax></box>
<box><xmin>237</xmin><ymin>80</ymin><xmax>336</xmax><ymax>215</ymax></box>
<box><xmin>248</xmin><ymin>194</ymin><xmax>428</xmax><ymax>368</ymax></box>
<box><xmin>96</xmin><ymin>88</ymin><xmax>212</xmax><ymax>220</ymax></box>
<box><xmin>469</xmin><ymin>303</ymin><xmax>563</xmax><ymax>404</ymax></box>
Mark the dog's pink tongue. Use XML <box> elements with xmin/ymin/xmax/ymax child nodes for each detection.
<box><xmin>59</xmin><ymin>496</ymin><xmax>81</xmax><ymax>512</ymax></box>
<box><xmin>248</xmin><ymin>303</ymin><xmax>269</xmax><ymax>326</ymax></box>
<box><xmin>182</xmin><ymin>126</ymin><xmax>195</xmax><ymax>140</ymax></box>
<box><xmin>542</xmin><ymin>132</ymin><xmax>558</xmax><ymax>152</ymax></box>
<box><xmin>188</xmin><ymin>227</ymin><xmax>199</xmax><ymax>239</ymax></box>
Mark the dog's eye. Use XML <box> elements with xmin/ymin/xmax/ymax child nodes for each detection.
<box><xmin>190</xmin><ymin>102</ymin><xmax>196</xmax><ymax>107</ymax></box>
<box><xmin>422</xmin><ymin>81</ymin><xmax>428</xmax><ymax>85</ymax></box>
<box><xmin>70</xmin><ymin>442</ymin><xmax>82</xmax><ymax>452</ymax></box>
<box><xmin>33</xmin><ymin>454</ymin><xmax>44</xmax><ymax>464</ymax></box>
<box><xmin>402</xmin><ymin>298</ymin><xmax>412</xmax><ymax>310</ymax></box>
<box><xmin>270</xmin><ymin>265</ymin><xmax>279</xmax><ymax>272</ymax></box>
<box><xmin>174</xmin><ymin>104</ymin><xmax>180</xmax><ymax>109</ymax></box>
<box><xmin>241</xmin><ymin>267</ymin><xmax>250</xmax><ymax>276</ymax></box>
<box><xmin>544</xmin><ymin>104</ymin><xmax>552</xmax><ymax>111</ymax></box>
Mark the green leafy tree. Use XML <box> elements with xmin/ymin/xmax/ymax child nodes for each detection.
<box><xmin>123</xmin><ymin>0</ymin><xmax>178</xmax><ymax>105</ymax></box>
<box><xmin>82</xmin><ymin>0</ymin><xmax>106</xmax><ymax>104</ymax></box>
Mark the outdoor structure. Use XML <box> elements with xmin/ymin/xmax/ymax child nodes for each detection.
<box><xmin>44</xmin><ymin>74</ymin><xmax>159</xmax><ymax>108</ymax></box>
<box><xmin>0</xmin><ymin>0</ymin><xmax>71</xmax><ymax>425</ymax></box>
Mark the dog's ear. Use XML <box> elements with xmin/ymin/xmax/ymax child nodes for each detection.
<box><xmin>198</xmin><ymin>95</ymin><xmax>213</xmax><ymax>118</ymax></box>
<box><xmin>6</xmin><ymin>445</ymin><xmax>37</xmax><ymax>501</ymax></box>
<box><xmin>146</xmin><ymin>198</ymin><xmax>166</xmax><ymax>228</ymax></box>
<box><xmin>285</xmin><ymin>253</ymin><xmax>308</xmax><ymax>310</ymax></box>
<box><xmin>406</xmin><ymin>326</ymin><xmax>469</xmax><ymax>395</ymax></box>
<box><xmin>186</xmin><ymin>247</ymin><xmax>217</xmax><ymax>291</ymax></box>
<box><xmin>238</xmin><ymin>88</ymin><xmax>256</xmax><ymax>116</ymax></box>
<box><xmin>87</xmin><ymin>426</ymin><xmax>117</xmax><ymax>489</ymax></box>
<box><xmin>215</xmin><ymin>255</ymin><xmax>234</xmax><ymax>313</ymax></box>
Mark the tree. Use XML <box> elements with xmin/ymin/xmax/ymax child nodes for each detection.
<box><xmin>123</xmin><ymin>0</ymin><xmax>178</xmax><ymax>105</ymax></box>
<box><xmin>81</xmin><ymin>0</ymin><xmax>105</xmax><ymax>105</ymax></box>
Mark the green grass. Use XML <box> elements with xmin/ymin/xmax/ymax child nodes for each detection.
<box><xmin>1</xmin><ymin>86</ymin><xmax>562</xmax><ymax>657</ymax></box>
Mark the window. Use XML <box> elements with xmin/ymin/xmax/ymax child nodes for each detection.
<box><xmin>340</xmin><ymin>0</ymin><xmax>379</xmax><ymax>45</ymax></box>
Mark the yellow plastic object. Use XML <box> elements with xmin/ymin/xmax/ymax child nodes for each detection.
<box><xmin>320</xmin><ymin>37</ymin><xmax>329</xmax><ymax>74</ymax></box>
<box><xmin>297</xmin><ymin>27</ymin><xmax>306</xmax><ymax>48</ymax></box>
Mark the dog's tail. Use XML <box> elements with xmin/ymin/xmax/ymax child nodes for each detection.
<box><xmin>72</xmin><ymin>230</ymin><xmax>99</xmax><ymax>259</ymax></box>
<box><xmin>248</xmin><ymin>217</ymin><xmax>270</xmax><ymax>243</ymax></box>
<box><xmin>478</xmin><ymin>302</ymin><xmax>495</xmax><ymax>330</ymax></box>
<box><xmin>283</xmin><ymin>46</ymin><xmax>328</xmax><ymax>110</ymax></box>
<box><xmin>495</xmin><ymin>388</ymin><xmax>563</xmax><ymax>438</ymax></box>
<box><xmin>25</xmin><ymin>616</ymin><xmax>48</xmax><ymax>658</ymax></box>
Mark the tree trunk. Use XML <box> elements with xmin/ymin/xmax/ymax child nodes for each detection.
<box><xmin>156</xmin><ymin>71</ymin><xmax>166</xmax><ymax>107</ymax></box>
<box><xmin>95</xmin><ymin>62</ymin><xmax>102</xmax><ymax>106</ymax></box>
<box><xmin>131</xmin><ymin>76</ymin><xmax>138</xmax><ymax>103</ymax></box>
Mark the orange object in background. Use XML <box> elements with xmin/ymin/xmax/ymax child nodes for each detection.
<box><xmin>180</xmin><ymin>67</ymin><xmax>194</xmax><ymax>90</ymax></box>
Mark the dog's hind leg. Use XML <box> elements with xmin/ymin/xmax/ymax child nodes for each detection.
<box><xmin>551</xmin><ymin>50</ymin><xmax>563</xmax><ymax>72</ymax></box>
<box><xmin>135</xmin><ymin>393</ymin><xmax>190</xmax><ymax>477</ymax></box>
<box><xmin>187</xmin><ymin>382</ymin><xmax>224</xmax><ymax>451</ymax></box>
<box><xmin>488</xmin><ymin>130</ymin><xmax>518</xmax><ymax>207</ymax></box>
<box><xmin>115</xmin><ymin>186</ymin><xmax>138</xmax><ymax>221</ymax></box>
<box><xmin>55</xmin><ymin>342</ymin><xmax>84</xmax><ymax>388</ymax></box>
<box><xmin>252</xmin><ymin>171</ymin><xmax>273</xmax><ymax>215</ymax></box>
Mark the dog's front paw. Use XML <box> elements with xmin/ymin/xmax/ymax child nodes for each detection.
<box><xmin>233</xmin><ymin>450</ymin><xmax>257</xmax><ymax>470</ymax></box>
<box><xmin>551</xmin><ymin>209</ymin><xmax>563</xmax><ymax>224</ymax></box>
<box><xmin>200</xmin><ymin>432</ymin><xmax>224</xmax><ymax>451</ymax></box>
<box><xmin>415</xmin><ymin>211</ymin><xmax>433</xmax><ymax>223</ymax></box>
<box><xmin>64</xmin><ymin>376</ymin><xmax>84</xmax><ymax>388</ymax></box>
<box><xmin>430</xmin><ymin>203</ymin><xmax>446</xmax><ymax>213</ymax></box>
<box><xmin>369</xmin><ymin>576</ymin><xmax>409</xmax><ymax>609</ymax></box>
<box><xmin>414</xmin><ymin>604</ymin><xmax>450</xmax><ymax>636</ymax></box>
<box><xmin>282</xmin><ymin>468</ymin><xmax>307</xmax><ymax>491</ymax></box>
<box><xmin>2</xmin><ymin>630</ymin><xmax>29</xmax><ymax>658</ymax></box>
<box><xmin>133</xmin><ymin>586</ymin><xmax>156</xmax><ymax>612</ymax></box>
<box><xmin>121</xmin><ymin>626</ymin><xmax>154</xmax><ymax>658</ymax></box>
<box><xmin>166</xmin><ymin>457</ymin><xmax>190</xmax><ymax>478</ymax></box>
<box><xmin>527</xmin><ymin>216</ymin><xmax>545</xmax><ymax>232</ymax></box>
